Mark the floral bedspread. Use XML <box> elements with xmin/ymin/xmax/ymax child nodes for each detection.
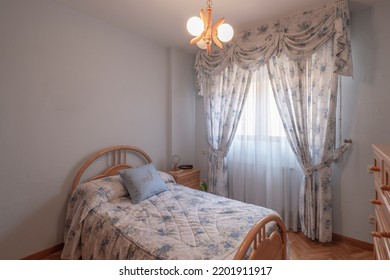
<box><xmin>61</xmin><ymin>173</ymin><xmax>279</xmax><ymax>260</ymax></box>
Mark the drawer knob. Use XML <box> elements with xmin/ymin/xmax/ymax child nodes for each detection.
<box><xmin>371</xmin><ymin>231</ymin><xmax>390</xmax><ymax>238</ymax></box>
<box><xmin>371</xmin><ymin>199</ymin><xmax>382</xmax><ymax>205</ymax></box>
<box><xmin>380</xmin><ymin>185</ymin><xmax>390</xmax><ymax>192</ymax></box>
<box><xmin>369</xmin><ymin>166</ymin><xmax>381</xmax><ymax>172</ymax></box>
<box><xmin>381</xmin><ymin>232</ymin><xmax>390</xmax><ymax>238</ymax></box>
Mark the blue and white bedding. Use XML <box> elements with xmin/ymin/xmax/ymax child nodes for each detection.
<box><xmin>61</xmin><ymin>172</ymin><xmax>279</xmax><ymax>260</ymax></box>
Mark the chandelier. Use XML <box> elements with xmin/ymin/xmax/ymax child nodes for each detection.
<box><xmin>186</xmin><ymin>0</ymin><xmax>234</xmax><ymax>54</ymax></box>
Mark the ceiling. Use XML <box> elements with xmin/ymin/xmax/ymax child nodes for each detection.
<box><xmin>53</xmin><ymin>0</ymin><xmax>385</xmax><ymax>54</ymax></box>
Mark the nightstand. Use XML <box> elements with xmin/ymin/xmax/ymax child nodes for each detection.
<box><xmin>169</xmin><ymin>169</ymin><xmax>200</xmax><ymax>190</ymax></box>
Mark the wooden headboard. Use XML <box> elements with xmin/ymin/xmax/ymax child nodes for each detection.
<box><xmin>71</xmin><ymin>145</ymin><xmax>152</xmax><ymax>193</ymax></box>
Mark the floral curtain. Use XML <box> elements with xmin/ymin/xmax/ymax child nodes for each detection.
<box><xmin>195</xmin><ymin>0</ymin><xmax>353</xmax><ymax>239</ymax></box>
<box><xmin>200</xmin><ymin>64</ymin><xmax>252</xmax><ymax>196</ymax></box>
<box><xmin>267</xmin><ymin>40</ymin><xmax>351</xmax><ymax>242</ymax></box>
<box><xmin>195</xmin><ymin>0</ymin><xmax>352</xmax><ymax>78</ymax></box>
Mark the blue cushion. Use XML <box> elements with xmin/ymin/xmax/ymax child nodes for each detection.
<box><xmin>118</xmin><ymin>164</ymin><xmax>167</xmax><ymax>204</ymax></box>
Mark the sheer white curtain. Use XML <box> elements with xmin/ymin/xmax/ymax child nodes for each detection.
<box><xmin>227</xmin><ymin>66</ymin><xmax>303</xmax><ymax>231</ymax></box>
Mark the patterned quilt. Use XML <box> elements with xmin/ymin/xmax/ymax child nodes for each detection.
<box><xmin>61</xmin><ymin>172</ymin><xmax>279</xmax><ymax>260</ymax></box>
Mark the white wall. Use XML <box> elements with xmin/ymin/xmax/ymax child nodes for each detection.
<box><xmin>169</xmin><ymin>48</ymin><xmax>196</xmax><ymax>168</ymax></box>
<box><xmin>332</xmin><ymin>0</ymin><xmax>390</xmax><ymax>243</ymax></box>
<box><xmin>0</xmin><ymin>0</ymin><xmax>197</xmax><ymax>259</ymax></box>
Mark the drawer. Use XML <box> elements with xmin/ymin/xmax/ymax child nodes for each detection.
<box><xmin>372</xmin><ymin>201</ymin><xmax>390</xmax><ymax>259</ymax></box>
<box><xmin>372</xmin><ymin>149</ymin><xmax>384</xmax><ymax>183</ymax></box>
<box><xmin>375</xmin><ymin>184</ymin><xmax>390</xmax><ymax>218</ymax></box>
<box><xmin>169</xmin><ymin>169</ymin><xmax>200</xmax><ymax>190</ymax></box>
<box><xmin>381</xmin><ymin>161</ymin><xmax>390</xmax><ymax>208</ymax></box>
<box><xmin>186</xmin><ymin>180</ymin><xmax>201</xmax><ymax>190</ymax></box>
<box><xmin>178</xmin><ymin>175</ymin><xmax>198</xmax><ymax>185</ymax></box>
<box><xmin>373</xmin><ymin>237</ymin><xmax>389</xmax><ymax>260</ymax></box>
<box><xmin>374</xmin><ymin>206</ymin><xmax>390</xmax><ymax>235</ymax></box>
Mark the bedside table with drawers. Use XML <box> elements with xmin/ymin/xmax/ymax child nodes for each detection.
<box><xmin>169</xmin><ymin>169</ymin><xmax>200</xmax><ymax>190</ymax></box>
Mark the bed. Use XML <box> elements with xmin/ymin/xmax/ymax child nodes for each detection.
<box><xmin>61</xmin><ymin>145</ymin><xmax>287</xmax><ymax>260</ymax></box>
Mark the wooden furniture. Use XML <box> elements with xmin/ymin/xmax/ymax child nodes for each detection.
<box><xmin>67</xmin><ymin>145</ymin><xmax>287</xmax><ymax>260</ymax></box>
<box><xmin>169</xmin><ymin>168</ymin><xmax>200</xmax><ymax>190</ymax></box>
<box><xmin>370</xmin><ymin>144</ymin><xmax>390</xmax><ymax>260</ymax></box>
<box><xmin>71</xmin><ymin>145</ymin><xmax>152</xmax><ymax>193</ymax></box>
<box><xmin>234</xmin><ymin>214</ymin><xmax>287</xmax><ymax>260</ymax></box>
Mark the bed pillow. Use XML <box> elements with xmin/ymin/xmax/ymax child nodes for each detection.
<box><xmin>157</xmin><ymin>171</ymin><xmax>176</xmax><ymax>184</ymax></box>
<box><xmin>118</xmin><ymin>164</ymin><xmax>168</xmax><ymax>204</ymax></box>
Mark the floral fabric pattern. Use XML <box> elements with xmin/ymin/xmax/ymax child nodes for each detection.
<box><xmin>194</xmin><ymin>0</ymin><xmax>352</xmax><ymax>242</ymax></box>
<box><xmin>61</xmin><ymin>175</ymin><xmax>279</xmax><ymax>260</ymax></box>
<box><xmin>201</xmin><ymin>64</ymin><xmax>252</xmax><ymax>197</ymax></box>
<box><xmin>267</xmin><ymin>40</ymin><xmax>351</xmax><ymax>242</ymax></box>
<box><xmin>195</xmin><ymin>0</ymin><xmax>352</xmax><ymax>79</ymax></box>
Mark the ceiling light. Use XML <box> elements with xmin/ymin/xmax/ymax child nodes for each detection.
<box><xmin>187</xmin><ymin>0</ymin><xmax>234</xmax><ymax>54</ymax></box>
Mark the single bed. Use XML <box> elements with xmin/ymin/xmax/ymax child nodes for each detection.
<box><xmin>61</xmin><ymin>145</ymin><xmax>287</xmax><ymax>260</ymax></box>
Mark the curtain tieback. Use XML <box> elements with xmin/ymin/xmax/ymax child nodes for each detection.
<box><xmin>209</xmin><ymin>147</ymin><xmax>227</xmax><ymax>158</ymax></box>
<box><xmin>304</xmin><ymin>141</ymin><xmax>352</xmax><ymax>177</ymax></box>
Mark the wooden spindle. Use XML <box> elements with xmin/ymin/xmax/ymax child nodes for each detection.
<box><xmin>253</xmin><ymin>235</ymin><xmax>257</xmax><ymax>250</ymax></box>
<box><xmin>261</xmin><ymin>227</ymin><xmax>266</xmax><ymax>241</ymax></box>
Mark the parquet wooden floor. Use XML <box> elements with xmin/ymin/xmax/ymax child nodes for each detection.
<box><xmin>287</xmin><ymin>231</ymin><xmax>374</xmax><ymax>260</ymax></box>
<box><xmin>42</xmin><ymin>231</ymin><xmax>374</xmax><ymax>260</ymax></box>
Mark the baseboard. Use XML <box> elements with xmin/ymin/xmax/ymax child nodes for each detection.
<box><xmin>19</xmin><ymin>234</ymin><xmax>371</xmax><ymax>259</ymax></box>
<box><xmin>21</xmin><ymin>243</ymin><xmax>64</xmax><ymax>260</ymax></box>
<box><xmin>332</xmin><ymin>233</ymin><xmax>373</xmax><ymax>251</ymax></box>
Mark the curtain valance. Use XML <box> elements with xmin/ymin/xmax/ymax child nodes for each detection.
<box><xmin>195</xmin><ymin>0</ymin><xmax>352</xmax><ymax>85</ymax></box>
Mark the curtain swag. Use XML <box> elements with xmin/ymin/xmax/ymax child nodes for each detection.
<box><xmin>195</xmin><ymin>0</ymin><xmax>352</xmax><ymax>91</ymax></box>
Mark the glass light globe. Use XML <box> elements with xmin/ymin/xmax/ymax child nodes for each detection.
<box><xmin>217</xmin><ymin>23</ymin><xmax>234</xmax><ymax>42</ymax></box>
<box><xmin>187</xmin><ymin>17</ymin><xmax>204</xmax><ymax>36</ymax></box>
<box><xmin>196</xmin><ymin>39</ymin><xmax>207</xmax><ymax>49</ymax></box>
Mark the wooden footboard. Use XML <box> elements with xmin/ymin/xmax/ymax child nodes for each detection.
<box><xmin>234</xmin><ymin>214</ymin><xmax>287</xmax><ymax>260</ymax></box>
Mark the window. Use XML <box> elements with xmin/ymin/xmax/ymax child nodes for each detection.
<box><xmin>228</xmin><ymin>66</ymin><xmax>302</xmax><ymax>231</ymax></box>
<box><xmin>235</xmin><ymin>69</ymin><xmax>286</xmax><ymax>139</ymax></box>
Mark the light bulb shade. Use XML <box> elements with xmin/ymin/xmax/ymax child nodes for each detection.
<box><xmin>217</xmin><ymin>23</ymin><xmax>234</xmax><ymax>42</ymax></box>
<box><xmin>196</xmin><ymin>39</ymin><xmax>207</xmax><ymax>50</ymax></box>
<box><xmin>187</xmin><ymin>17</ymin><xmax>204</xmax><ymax>36</ymax></box>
